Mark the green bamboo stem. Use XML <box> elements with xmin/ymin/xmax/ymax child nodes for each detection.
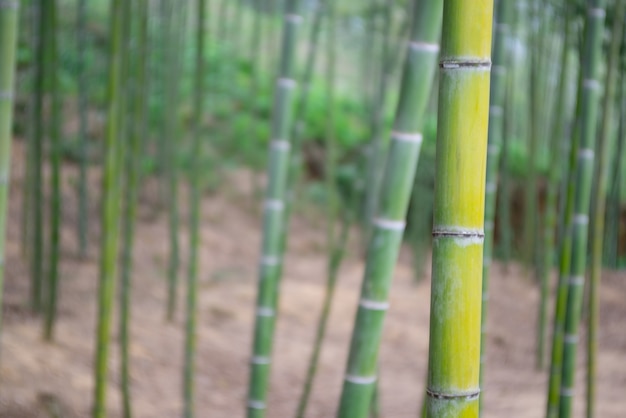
<box><xmin>363</xmin><ymin>1</ymin><xmax>393</xmax><ymax>244</ymax></box>
<box><xmin>183</xmin><ymin>0</ymin><xmax>206</xmax><ymax>416</ymax></box>
<box><xmin>43</xmin><ymin>0</ymin><xmax>61</xmax><ymax>342</ymax></box>
<box><xmin>336</xmin><ymin>0</ymin><xmax>443</xmax><ymax>416</ymax></box>
<box><xmin>425</xmin><ymin>0</ymin><xmax>493</xmax><ymax>416</ymax></box>
<box><xmin>247</xmin><ymin>2</ymin><xmax>302</xmax><ymax>416</ymax></box>
<box><xmin>586</xmin><ymin>2</ymin><xmax>624</xmax><ymax>416</ymax></box>
<box><xmin>479</xmin><ymin>0</ymin><xmax>511</xmax><ymax>413</ymax></box>
<box><xmin>119</xmin><ymin>1</ymin><xmax>148</xmax><ymax>416</ymax></box>
<box><xmin>0</xmin><ymin>0</ymin><xmax>19</xmax><ymax>352</ymax></box>
<box><xmin>536</xmin><ymin>10</ymin><xmax>572</xmax><ymax>372</ymax></box>
<box><xmin>558</xmin><ymin>2</ymin><xmax>606</xmax><ymax>417</ymax></box>
<box><xmin>31</xmin><ymin>0</ymin><xmax>45</xmax><ymax>313</ymax></box>
<box><xmin>165</xmin><ymin>0</ymin><xmax>184</xmax><ymax>322</ymax></box>
<box><xmin>93</xmin><ymin>0</ymin><xmax>125</xmax><ymax>415</ymax></box>
<box><xmin>546</xmin><ymin>38</ymin><xmax>585</xmax><ymax>418</ymax></box>
<box><xmin>77</xmin><ymin>0</ymin><xmax>88</xmax><ymax>257</ymax></box>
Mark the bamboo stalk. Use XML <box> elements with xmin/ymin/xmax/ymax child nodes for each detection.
<box><xmin>425</xmin><ymin>0</ymin><xmax>493</xmax><ymax>416</ymax></box>
<box><xmin>43</xmin><ymin>0</ymin><xmax>61</xmax><ymax>342</ymax></box>
<box><xmin>586</xmin><ymin>2</ymin><xmax>624</xmax><ymax>416</ymax></box>
<box><xmin>336</xmin><ymin>0</ymin><xmax>443</xmax><ymax>416</ymax></box>
<box><xmin>183</xmin><ymin>0</ymin><xmax>206</xmax><ymax>416</ymax></box>
<box><xmin>31</xmin><ymin>0</ymin><xmax>45</xmax><ymax>313</ymax></box>
<box><xmin>479</xmin><ymin>1</ymin><xmax>511</xmax><ymax>412</ymax></box>
<box><xmin>558</xmin><ymin>2</ymin><xmax>606</xmax><ymax>417</ymax></box>
<box><xmin>247</xmin><ymin>2</ymin><xmax>302</xmax><ymax>416</ymax></box>
<box><xmin>77</xmin><ymin>0</ymin><xmax>89</xmax><ymax>257</ymax></box>
<box><xmin>0</xmin><ymin>0</ymin><xmax>20</xmax><ymax>352</ymax></box>
<box><xmin>93</xmin><ymin>0</ymin><xmax>125</xmax><ymax>414</ymax></box>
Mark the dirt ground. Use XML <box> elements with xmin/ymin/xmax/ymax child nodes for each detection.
<box><xmin>1</xmin><ymin>141</ymin><xmax>625</xmax><ymax>418</ymax></box>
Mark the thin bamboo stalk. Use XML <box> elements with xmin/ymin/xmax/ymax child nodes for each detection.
<box><xmin>586</xmin><ymin>2</ymin><xmax>624</xmax><ymax>416</ymax></box>
<box><xmin>558</xmin><ymin>2</ymin><xmax>606</xmax><ymax>416</ymax></box>
<box><xmin>31</xmin><ymin>0</ymin><xmax>45</xmax><ymax>312</ymax></box>
<box><xmin>77</xmin><ymin>0</ymin><xmax>89</xmax><ymax>257</ymax></box>
<box><xmin>537</xmin><ymin>8</ymin><xmax>572</xmax><ymax>371</ymax></box>
<box><xmin>93</xmin><ymin>0</ymin><xmax>125</xmax><ymax>415</ymax></box>
<box><xmin>43</xmin><ymin>0</ymin><xmax>61</xmax><ymax>342</ymax></box>
<box><xmin>479</xmin><ymin>1</ymin><xmax>511</xmax><ymax>413</ymax></box>
<box><xmin>0</xmin><ymin>0</ymin><xmax>20</xmax><ymax>352</ymax></box>
<box><xmin>425</xmin><ymin>0</ymin><xmax>493</xmax><ymax>416</ymax></box>
<box><xmin>336</xmin><ymin>0</ymin><xmax>443</xmax><ymax>416</ymax></box>
<box><xmin>247</xmin><ymin>1</ymin><xmax>302</xmax><ymax>416</ymax></box>
<box><xmin>183</xmin><ymin>0</ymin><xmax>206</xmax><ymax>416</ymax></box>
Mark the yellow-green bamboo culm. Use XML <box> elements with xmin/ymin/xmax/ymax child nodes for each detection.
<box><xmin>183</xmin><ymin>0</ymin><xmax>206</xmax><ymax>416</ymax></box>
<box><xmin>336</xmin><ymin>0</ymin><xmax>443</xmax><ymax>416</ymax></box>
<box><xmin>93</xmin><ymin>0</ymin><xmax>125</xmax><ymax>415</ymax></box>
<box><xmin>247</xmin><ymin>1</ymin><xmax>302</xmax><ymax>416</ymax></box>
<box><xmin>587</xmin><ymin>1</ymin><xmax>623</xmax><ymax>417</ymax></box>
<box><xmin>425</xmin><ymin>0</ymin><xmax>493</xmax><ymax>416</ymax></box>
<box><xmin>0</xmin><ymin>0</ymin><xmax>19</xmax><ymax>350</ymax></box>
<box><xmin>479</xmin><ymin>0</ymin><xmax>511</xmax><ymax>412</ymax></box>
<box><xmin>559</xmin><ymin>1</ymin><xmax>606</xmax><ymax>417</ymax></box>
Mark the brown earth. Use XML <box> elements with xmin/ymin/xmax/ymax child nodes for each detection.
<box><xmin>1</xmin><ymin>141</ymin><xmax>625</xmax><ymax>418</ymax></box>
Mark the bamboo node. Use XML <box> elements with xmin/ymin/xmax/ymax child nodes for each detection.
<box><xmin>487</xmin><ymin>144</ymin><xmax>499</xmax><ymax>155</ymax></box>
<box><xmin>285</xmin><ymin>14</ymin><xmax>303</xmax><ymax>24</ymax></box>
<box><xmin>359</xmin><ymin>298</ymin><xmax>389</xmax><ymax>311</ymax></box>
<box><xmin>489</xmin><ymin>105</ymin><xmax>503</xmax><ymax>116</ymax></box>
<box><xmin>484</xmin><ymin>220</ymin><xmax>494</xmax><ymax>231</ymax></box>
<box><xmin>483</xmin><ymin>257</ymin><xmax>491</xmax><ymax>267</ymax></box>
<box><xmin>260</xmin><ymin>256</ymin><xmax>281</xmax><ymax>266</ymax></box>
<box><xmin>277</xmin><ymin>77</ymin><xmax>297</xmax><ymax>89</ymax></box>
<box><xmin>0</xmin><ymin>0</ymin><xmax>18</xmax><ymax>9</ymax></box>
<box><xmin>485</xmin><ymin>182</ymin><xmax>497</xmax><ymax>194</ymax></box>
<box><xmin>577</xmin><ymin>148</ymin><xmax>595</xmax><ymax>160</ymax></box>
<box><xmin>0</xmin><ymin>172</ymin><xmax>7</xmax><ymax>185</ymax></box>
<box><xmin>432</xmin><ymin>227</ymin><xmax>484</xmax><ymax>239</ymax></box>
<box><xmin>391</xmin><ymin>131</ymin><xmax>423</xmax><ymax>144</ymax></box>
<box><xmin>251</xmin><ymin>356</ymin><xmax>271</xmax><ymax>365</ymax></box>
<box><xmin>560</xmin><ymin>387</ymin><xmax>575</xmax><ymax>397</ymax></box>
<box><xmin>583</xmin><ymin>78</ymin><xmax>601</xmax><ymax>91</ymax></box>
<box><xmin>573</xmin><ymin>214</ymin><xmax>589</xmax><ymax>225</ymax></box>
<box><xmin>426</xmin><ymin>388</ymin><xmax>480</xmax><ymax>401</ymax></box>
<box><xmin>373</xmin><ymin>218</ymin><xmax>406</xmax><ymax>231</ymax></box>
<box><xmin>492</xmin><ymin>65</ymin><xmax>506</xmax><ymax>76</ymax></box>
<box><xmin>440</xmin><ymin>59</ymin><xmax>491</xmax><ymax>70</ymax></box>
<box><xmin>409</xmin><ymin>42</ymin><xmax>440</xmax><ymax>53</ymax></box>
<box><xmin>345</xmin><ymin>374</ymin><xmax>377</xmax><ymax>385</ymax></box>
<box><xmin>256</xmin><ymin>307</ymin><xmax>275</xmax><ymax>317</ymax></box>
<box><xmin>564</xmin><ymin>333</ymin><xmax>579</xmax><ymax>344</ymax></box>
<box><xmin>264</xmin><ymin>199</ymin><xmax>285</xmax><ymax>212</ymax></box>
<box><xmin>271</xmin><ymin>140</ymin><xmax>290</xmax><ymax>152</ymax></box>
<box><xmin>568</xmin><ymin>276</ymin><xmax>584</xmax><ymax>286</ymax></box>
<box><xmin>248</xmin><ymin>399</ymin><xmax>267</xmax><ymax>410</ymax></box>
<box><xmin>0</xmin><ymin>91</ymin><xmax>14</xmax><ymax>101</ymax></box>
<box><xmin>588</xmin><ymin>7</ymin><xmax>606</xmax><ymax>18</ymax></box>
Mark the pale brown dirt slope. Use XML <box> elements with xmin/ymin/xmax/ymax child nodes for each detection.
<box><xmin>1</xmin><ymin>141</ymin><xmax>625</xmax><ymax>417</ymax></box>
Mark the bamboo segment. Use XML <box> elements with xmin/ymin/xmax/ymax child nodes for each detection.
<box><xmin>480</xmin><ymin>1</ymin><xmax>511</xmax><ymax>412</ymax></box>
<box><xmin>336</xmin><ymin>1</ymin><xmax>443</xmax><ymax>416</ymax></box>
<box><xmin>183</xmin><ymin>0</ymin><xmax>206</xmax><ymax>416</ymax></box>
<box><xmin>93</xmin><ymin>0</ymin><xmax>125</xmax><ymax>415</ymax></box>
<box><xmin>43</xmin><ymin>0</ymin><xmax>61</xmax><ymax>342</ymax></box>
<box><xmin>76</xmin><ymin>0</ymin><xmax>88</xmax><ymax>257</ymax></box>
<box><xmin>537</xmin><ymin>10</ymin><xmax>572</xmax><ymax>372</ymax></box>
<box><xmin>426</xmin><ymin>0</ymin><xmax>493</xmax><ymax>416</ymax></box>
<box><xmin>559</xmin><ymin>2</ymin><xmax>606</xmax><ymax>417</ymax></box>
<box><xmin>247</xmin><ymin>2</ymin><xmax>301</xmax><ymax>417</ymax></box>
<box><xmin>0</xmin><ymin>0</ymin><xmax>19</xmax><ymax>350</ymax></box>
<box><xmin>586</xmin><ymin>2</ymin><xmax>623</xmax><ymax>417</ymax></box>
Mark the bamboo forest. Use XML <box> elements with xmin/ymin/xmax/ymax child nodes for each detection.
<box><xmin>2</xmin><ymin>0</ymin><xmax>626</xmax><ymax>417</ymax></box>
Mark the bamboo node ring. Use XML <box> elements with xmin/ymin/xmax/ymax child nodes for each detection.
<box><xmin>251</xmin><ymin>356</ymin><xmax>271</xmax><ymax>365</ymax></box>
<box><xmin>440</xmin><ymin>59</ymin><xmax>491</xmax><ymax>70</ymax></box>
<box><xmin>248</xmin><ymin>400</ymin><xmax>266</xmax><ymax>409</ymax></box>
<box><xmin>256</xmin><ymin>307</ymin><xmax>275</xmax><ymax>317</ymax></box>
<box><xmin>345</xmin><ymin>374</ymin><xmax>377</xmax><ymax>385</ymax></box>
<box><xmin>409</xmin><ymin>42</ymin><xmax>439</xmax><ymax>53</ymax></box>
<box><xmin>564</xmin><ymin>333</ymin><xmax>579</xmax><ymax>344</ymax></box>
<box><xmin>359</xmin><ymin>299</ymin><xmax>389</xmax><ymax>311</ymax></box>
<box><xmin>271</xmin><ymin>140</ymin><xmax>290</xmax><ymax>152</ymax></box>
<box><xmin>426</xmin><ymin>388</ymin><xmax>480</xmax><ymax>401</ymax></box>
<box><xmin>391</xmin><ymin>131</ymin><xmax>423</xmax><ymax>143</ymax></box>
<box><xmin>264</xmin><ymin>199</ymin><xmax>284</xmax><ymax>211</ymax></box>
<box><xmin>0</xmin><ymin>91</ymin><xmax>14</xmax><ymax>101</ymax></box>
<box><xmin>277</xmin><ymin>77</ymin><xmax>297</xmax><ymax>89</ymax></box>
<box><xmin>373</xmin><ymin>218</ymin><xmax>406</xmax><ymax>231</ymax></box>
<box><xmin>0</xmin><ymin>0</ymin><xmax>18</xmax><ymax>9</ymax></box>
<box><xmin>577</xmin><ymin>148</ymin><xmax>594</xmax><ymax>160</ymax></box>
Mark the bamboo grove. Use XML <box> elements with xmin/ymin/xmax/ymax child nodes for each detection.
<box><xmin>0</xmin><ymin>0</ymin><xmax>624</xmax><ymax>417</ymax></box>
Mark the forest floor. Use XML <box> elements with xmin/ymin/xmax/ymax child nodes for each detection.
<box><xmin>1</xmin><ymin>141</ymin><xmax>626</xmax><ymax>418</ymax></box>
